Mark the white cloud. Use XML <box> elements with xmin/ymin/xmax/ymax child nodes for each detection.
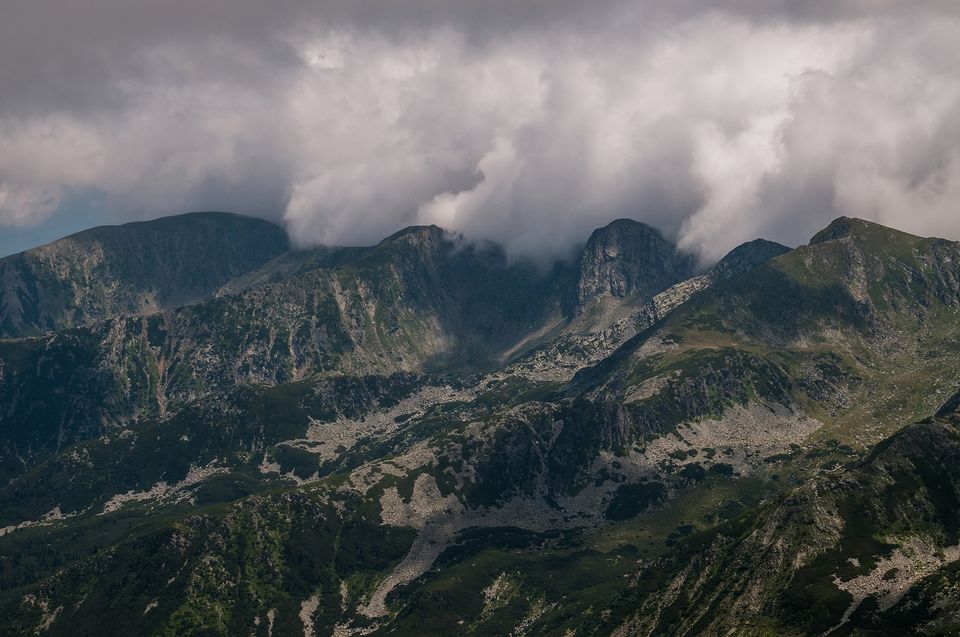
<box><xmin>1</xmin><ymin>4</ymin><xmax>959</xmax><ymax>261</ymax></box>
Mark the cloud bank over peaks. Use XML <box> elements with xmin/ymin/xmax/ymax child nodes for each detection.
<box><xmin>1</xmin><ymin>2</ymin><xmax>959</xmax><ymax>262</ymax></box>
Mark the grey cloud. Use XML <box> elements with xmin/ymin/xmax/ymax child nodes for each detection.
<box><xmin>679</xmin><ymin>15</ymin><xmax>960</xmax><ymax>259</ymax></box>
<box><xmin>1</xmin><ymin>2</ymin><xmax>959</xmax><ymax>262</ymax></box>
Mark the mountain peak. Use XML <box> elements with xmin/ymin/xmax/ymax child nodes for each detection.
<box><xmin>0</xmin><ymin>212</ymin><xmax>290</xmax><ymax>337</ymax></box>
<box><xmin>808</xmin><ymin>216</ymin><xmax>870</xmax><ymax>245</ymax></box>
<box><xmin>369</xmin><ymin>225</ymin><xmax>451</xmax><ymax>267</ymax></box>
<box><xmin>588</xmin><ymin>218</ymin><xmax>660</xmax><ymax>240</ymax></box>
<box><xmin>379</xmin><ymin>224</ymin><xmax>445</xmax><ymax>244</ymax></box>
<box><xmin>18</xmin><ymin>211</ymin><xmax>279</xmax><ymax>256</ymax></box>
<box><xmin>807</xmin><ymin>216</ymin><xmax>928</xmax><ymax>246</ymax></box>
<box><xmin>710</xmin><ymin>238</ymin><xmax>791</xmax><ymax>280</ymax></box>
<box><xmin>576</xmin><ymin>218</ymin><xmax>695</xmax><ymax>307</ymax></box>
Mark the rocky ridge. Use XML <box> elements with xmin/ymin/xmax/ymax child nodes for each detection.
<box><xmin>0</xmin><ymin>212</ymin><xmax>290</xmax><ymax>338</ymax></box>
<box><xmin>2</xmin><ymin>214</ymin><xmax>959</xmax><ymax>636</ymax></box>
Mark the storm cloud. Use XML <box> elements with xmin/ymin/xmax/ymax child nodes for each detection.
<box><xmin>2</xmin><ymin>1</ymin><xmax>959</xmax><ymax>261</ymax></box>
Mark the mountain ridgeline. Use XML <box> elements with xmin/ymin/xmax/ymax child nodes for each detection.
<box><xmin>2</xmin><ymin>211</ymin><xmax>960</xmax><ymax>636</ymax></box>
<box><xmin>0</xmin><ymin>212</ymin><xmax>290</xmax><ymax>338</ymax></box>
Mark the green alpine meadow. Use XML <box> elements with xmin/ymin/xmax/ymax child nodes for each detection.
<box><xmin>2</xmin><ymin>212</ymin><xmax>960</xmax><ymax>636</ymax></box>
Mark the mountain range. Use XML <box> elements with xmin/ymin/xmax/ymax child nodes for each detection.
<box><xmin>1</xmin><ymin>211</ymin><xmax>959</xmax><ymax>636</ymax></box>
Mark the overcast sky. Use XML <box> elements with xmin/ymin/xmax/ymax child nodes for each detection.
<box><xmin>2</xmin><ymin>1</ymin><xmax>959</xmax><ymax>261</ymax></box>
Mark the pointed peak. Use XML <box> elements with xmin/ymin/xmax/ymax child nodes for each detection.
<box><xmin>577</xmin><ymin>218</ymin><xmax>693</xmax><ymax>306</ymax></box>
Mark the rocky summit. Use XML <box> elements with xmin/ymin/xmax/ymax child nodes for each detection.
<box><xmin>1</xmin><ymin>212</ymin><xmax>960</xmax><ymax>637</ymax></box>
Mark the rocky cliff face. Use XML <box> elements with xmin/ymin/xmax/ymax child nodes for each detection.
<box><xmin>575</xmin><ymin>219</ymin><xmax>695</xmax><ymax>309</ymax></box>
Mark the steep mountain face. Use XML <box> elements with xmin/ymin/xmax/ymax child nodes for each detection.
<box><xmin>0</xmin><ymin>225</ymin><xmax>573</xmax><ymax>479</ymax></box>
<box><xmin>711</xmin><ymin>217</ymin><xmax>960</xmax><ymax>341</ymax></box>
<box><xmin>2</xmin><ymin>213</ymin><xmax>958</xmax><ymax>637</ymax></box>
<box><xmin>575</xmin><ymin>219</ymin><xmax>695</xmax><ymax>310</ymax></box>
<box><xmin>569</xmin><ymin>218</ymin><xmax>960</xmax><ymax>448</ymax></box>
<box><xmin>0</xmin><ymin>212</ymin><xmax>290</xmax><ymax>338</ymax></box>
